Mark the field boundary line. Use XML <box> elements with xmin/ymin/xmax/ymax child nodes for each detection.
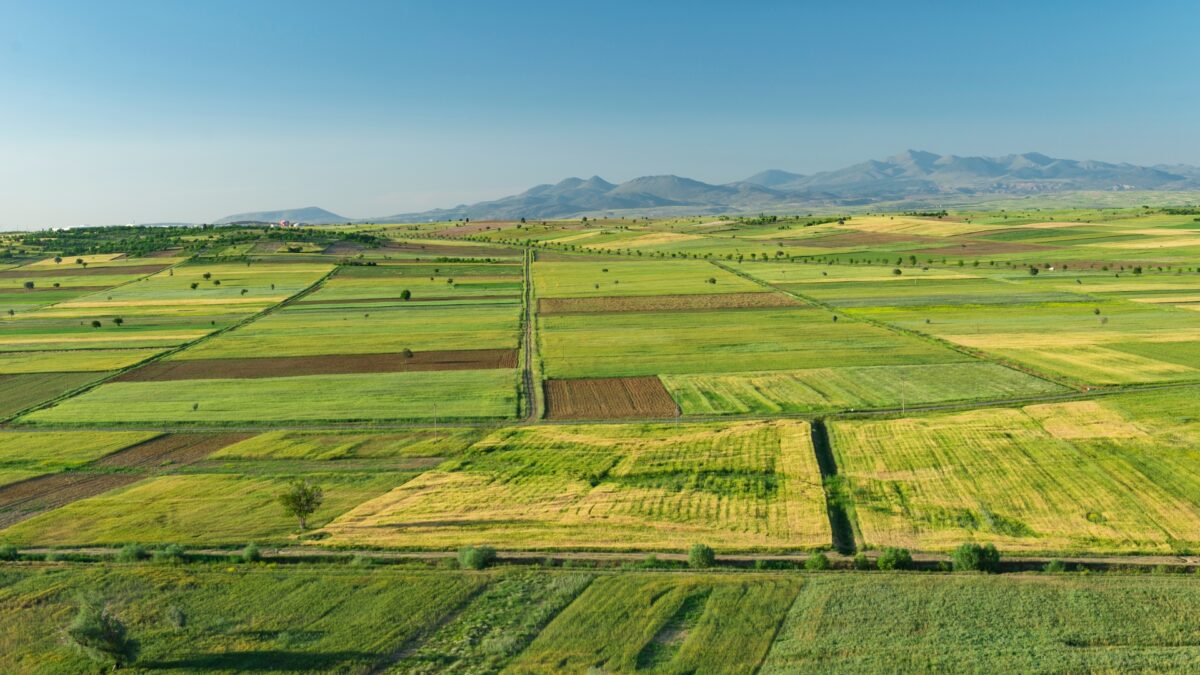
<box><xmin>710</xmin><ymin>260</ymin><xmax>1083</xmax><ymax>392</ymax></box>
<box><xmin>1</xmin><ymin>263</ymin><xmax>339</xmax><ymax>424</ymax></box>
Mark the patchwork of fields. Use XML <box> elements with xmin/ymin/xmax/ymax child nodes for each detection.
<box><xmin>3</xmin><ymin>211</ymin><xmax>1200</xmax><ymax>670</ymax></box>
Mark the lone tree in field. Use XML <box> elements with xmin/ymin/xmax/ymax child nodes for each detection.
<box><xmin>278</xmin><ymin>480</ymin><xmax>324</xmax><ymax>531</ymax></box>
<box><xmin>65</xmin><ymin>593</ymin><xmax>139</xmax><ymax>669</ymax></box>
<box><xmin>400</xmin><ymin>289</ymin><xmax>411</xmax><ymax>300</ymax></box>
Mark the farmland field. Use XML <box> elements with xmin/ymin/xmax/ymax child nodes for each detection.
<box><xmin>4</xmin><ymin>210</ymin><xmax>1200</xmax><ymax>671</ymax></box>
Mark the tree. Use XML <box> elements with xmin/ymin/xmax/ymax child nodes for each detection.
<box><xmin>1028</xmin><ymin>266</ymin><xmax>1039</xmax><ymax>276</ymax></box>
<box><xmin>951</xmin><ymin>542</ymin><xmax>1001</xmax><ymax>573</ymax></box>
<box><xmin>457</xmin><ymin>545</ymin><xmax>496</xmax><ymax>570</ymax></box>
<box><xmin>202</xmin><ymin>272</ymin><xmax>212</xmax><ymax>280</ymax></box>
<box><xmin>877</xmin><ymin>547</ymin><xmax>913</xmax><ymax>571</ymax></box>
<box><xmin>65</xmin><ymin>593</ymin><xmax>139</xmax><ymax>668</ymax></box>
<box><xmin>278</xmin><ymin>480</ymin><xmax>324</xmax><ymax>530</ymax></box>
<box><xmin>804</xmin><ymin>552</ymin><xmax>830</xmax><ymax>570</ymax></box>
<box><xmin>23</xmin><ymin>281</ymin><xmax>34</xmax><ymax>290</ymax></box>
<box><xmin>54</xmin><ymin>256</ymin><xmax>62</xmax><ymax>264</ymax></box>
<box><xmin>112</xmin><ymin>317</ymin><xmax>124</xmax><ymax>327</ymax></box>
<box><xmin>400</xmin><ymin>289</ymin><xmax>411</xmax><ymax>300</ymax></box>
<box><xmin>688</xmin><ymin>543</ymin><xmax>715</xmax><ymax>569</ymax></box>
<box><xmin>90</xmin><ymin>320</ymin><xmax>102</xmax><ymax>328</ymax></box>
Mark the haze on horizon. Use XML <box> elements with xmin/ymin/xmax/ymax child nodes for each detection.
<box><xmin>0</xmin><ymin>0</ymin><xmax>1197</xmax><ymax>229</ymax></box>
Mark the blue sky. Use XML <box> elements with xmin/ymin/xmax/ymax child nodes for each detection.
<box><xmin>0</xmin><ymin>0</ymin><xmax>1197</xmax><ymax>226</ymax></box>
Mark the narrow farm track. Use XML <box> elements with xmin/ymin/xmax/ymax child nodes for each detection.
<box><xmin>521</xmin><ymin>247</ymin><xmax>540</xmax><ymax>421</ymax></box>
<box><xmin>0</xmin><ymin>264</ymin><xmax>338</xmax><ymax>424</ymax></box>
<box><xmin>14</xmin><ymin>545</ymin><xmax>1200</xmax><ymax>572</ymax></box>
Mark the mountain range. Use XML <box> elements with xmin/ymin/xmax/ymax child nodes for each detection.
<box><xmin>217</xmin><ymin>151</ymin><xmax>1200</xmax><ymax>223</ymax></box>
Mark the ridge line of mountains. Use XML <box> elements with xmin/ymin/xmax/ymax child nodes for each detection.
<box><xmin>215</xmin><ymin>150</ymin><xmax>1200</xmax><ymax>224</ymax></box>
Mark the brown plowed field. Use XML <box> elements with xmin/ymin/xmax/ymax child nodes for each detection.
<box><xmin>539</xmin><ymin>292</ymin><xmax>801</xmax><ymax>315</ymax></box>
<box><xmin>0</xmin><ymin>433</ymin><xmax>249</xmax><ymax>528</ymax></box>
<box><xmin>0</xmin><ymin>264</ymin><xmax>169</xmax><ymax>279</ymax></box>
<box><xmin>115</xmin><ymin>349</ymin><xmax>518</xmax><ymax>382</ymax></box>
<box><xmin>544</xmin><ymin>377</ymin><xmax>679</xmax><ymax>420</ymax></box>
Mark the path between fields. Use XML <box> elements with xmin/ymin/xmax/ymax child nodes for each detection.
<box><xmin>14</xmin><ymin>546</ymin><xmax>1200</xmax><ymax>571</ymax></box>
<box><xmin>521</xmin><ymin>248</ymin><xmax>540</xmax><ymax>421</ymax></box>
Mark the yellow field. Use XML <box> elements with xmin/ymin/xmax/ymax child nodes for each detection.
<box><xmin>318</xmin><ymin>420</ymin><xmax>830</xmax><ymax>551</ymax></box>
<box><xmin>831</xmin><ymin>395</ymin><xmax>1200</xmax><ymax>554</ymax></box>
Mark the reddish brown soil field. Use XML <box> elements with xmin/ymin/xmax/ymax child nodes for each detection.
<box><xmin>383</xmin><ymin>242</ymin><xmax>519</xmax><ymax>258</ymax></box>
<box><xmin>0</xmin><ymin>264</ymin><xmax>169</xmax><ymax>279</ymax></box>
<box><xmin>0</xmin><ymin>433</ymin><xmax>249</xmax><ymax>528</ymax></box>
<box><xmin>544</xmin><ymin>377</ymin><xmax>679</xmax><ymax>420</ymax></box>
<box><xmin>115</xmin><ymin>349</ymin><xmax>518</xmax><ymax>382</ymax></box>
<box><xmin>434</xmin><ymin>222</ymin><xmax>516</xmax><ymax>237</ymax></box>
<box><xmin>803</xmin><ymin>231</ymin><xmax>941</xmax><ymax>247</ymax></box>
<box><xmin>539</xmin><ymin>292</ymin><xmax>801</xmax><ymax>315</ymax></box>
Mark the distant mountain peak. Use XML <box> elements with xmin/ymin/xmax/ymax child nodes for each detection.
<box><xmin>213</xmin><ymin>206</ymin><xmax>347</xmax><ymax>225</ymax></box>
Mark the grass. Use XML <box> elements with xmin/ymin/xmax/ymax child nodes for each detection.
<box><xmin>0</xmin><ymin>371</ymin><xmax>110</xmax><ymax>418</ymax></box>
<box><xmin>539</xmin><ymin>306</ymin><xmax>969</xmax><ymax>379</ymax></box>
<box><xmin>0</xmin><ymin>348</ymin><xmax>162</xmax><ymax>374</ymax></box>
<box><xmin>0</xmin><ymin>565</ymin><xmax>488</xmax><ymax>673</ymax></box>
<box><xmin>210</xmin><ymin>428</ymin><xmax>485</xmax><ymax>460</ymax></box>
<box><xmin>533</xmin><ymin>260</ymin><xmax>764</xmax><ymax>297</ymax></box>
<box><xmin>760</xmin><ymin>574</ymin><xmax>1200</xmax><ymax>673</ymax></box>
<box><xmin>662</xmin><ymin>362</ymin><xmax>1064</xmax><ymax>415</ymax></box>
<box><xmin>829</xmin><ymin>388</ymin><xmax>1200</xmax><ymax>553</ymax></box>
<box><xmin>0</xmin><ymin>472</ymin><xmax>415</xmax><ymax>546</ymax></box>
<box><xmin>398</xmin><ymin>570</ymin><xmax>594</xmax><ymax>673</ymax></box>
<box><xmin>19</xmin><ymin>370</ymin><xmax>519</xmax><ymax>425</ymax></box>
<box><xmin>0</xmin><ymin>431</ymin><xmax>159</xmax><ymax>472</ymax></box>
<box><xmin>175</xmin><ymin>302</ymin><xmax>521</xmax><ymax>359</ymax></box>
<box><xmin>508</xmin><ymin>573</ymin><xmax>802</xmax><ymax>673</ymax></box>
<box><xmin>318</xmin><ymin>420</ymin><xmax>830</xmax><ymax>551</ymax></box>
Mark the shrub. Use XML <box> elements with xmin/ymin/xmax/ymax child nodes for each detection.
<box><xmin>349</xmin><ymin>554</ymin><xmax>374</xmax><ymax>568</ymax></box>
<box><xmin>458</xmin><ymin>545</ymin><xmax>497</xmax><ymax>570</ymax></box>
<box><xmin>852</xmin><ymin>552</ymin><xmax>872</xmax><ymax>570</ymax></box>
<box><xmin>688</xmin><ymin>543</ymin><xmax>715</xmax><ymax>569</ymax></box>
<box><xmin>241</xmin><ymin>543</ymin><xmax>261</xmax><ymax>563</ymax></box>
<box><xmin>877</xmin><ymin>547</ymin><xmax>913</xmax><ymax>571</ymax></box>
<box><xmin>0</xmin><ymin>543</ymin><xmax>17</xmax><ymax>561</ymax></box>
<box><xmin>804</xmin><ymin>553</ymin><xmax>830</xmax><ymax>571</ymax></box>
<box><xmin>116</xmin><ymin>543</ymin><xmax>147</xmax><ymax>563</ymax></box>
<box><xmin>152</xmin><ymin>544</ymin><xmax>186</xmax><ymax>565</ymax></box>
<box><xmin>65</xmin><ymin>593</ymin><xmax>139</xmax><ymax>668</ymax></box>
<box><xmin>1043</xmin><ymin>559</ymin><xmax>1067</xmax><ymax>573</ymax></box>
<box><xmin>951</xmin><ymin>542</ymin><xmax>1001</xmax><ymax>573</ymax></box>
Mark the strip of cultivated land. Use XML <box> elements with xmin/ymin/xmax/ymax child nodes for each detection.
<box><xmin>113</xmin><ymin>349</ymin><xmax>517</xmax><ymax>381</ymax></box>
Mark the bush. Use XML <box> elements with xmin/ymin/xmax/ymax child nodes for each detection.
<box><xmin>349</xmin><ymin>554</ymin><xmax>374</xmax><ymax>568</ymax></box>
<box><xmin>877</xmin><ymin>547</ymin><xmax>913</xmax><ymax>571</ymax></box>
<box><xmin>804</xmin><ymin>553</ymin><xmax>830</xmax><ymax>571</ymax></box>
<box><xmin>66</xmin><ymin>593</ymin><xmax>139</xmax><ymax>668</ymax></box>
<box><xmin>688</xmin><ymin>543</ymin><xmax>715</xmax><ymax>569</ymax></box>
<box><xmin>116</xmin><ymin>543</ymin><xmax>147</xmax><ymax>563</ymax></box>
<box><xmin>852</xmin><ymin>552</ymin><xmax>872</xmax><ymax>570</ymax></box>
<box><xmin>0</xmin><ymin>543</ymin><xmax>17</xmax><ymax>561</ymax></box>
<box><xmin>1043</xmin><ymin>559</ymin><xmax>1067</xmax><ymax>573</ymax></box>
<box><xmin>458</xmin><ymin>545</ymin><xmax>497</xmax><ymax>570</ymax></box>
<box><xmin>240</xmin><ymin>543</ymin><xmax>261</xmax><ymax>563</ymax></box>
<box><xmin>951</xmin><ymin>543</ymin><xmax>1001</xmax><ymax>573</ymax></box>
<box><xmin>152</xmin><ymin>544</ymin><xmax>186</xmax><ymax>565</ymax></box>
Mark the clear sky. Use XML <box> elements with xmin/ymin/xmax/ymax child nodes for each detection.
<box><xmin>0</xmin><ymin>0</ymin><xmax>1197</xmax><ymax>227</ymax></box>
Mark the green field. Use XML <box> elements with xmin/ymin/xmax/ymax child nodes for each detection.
<box><xmin>760</xmin><ymin>574</ymin><xmax>1200</xmax><ymax>673</ymax></box>
<box><xmin>20</xmin><ymin>370</ymin><xmax>519</xmax><ymax>425</ymax></box>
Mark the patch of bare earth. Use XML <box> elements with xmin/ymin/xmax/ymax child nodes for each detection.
<box><xmin>539</xmin><ymin>292</ymin><xmax>801</xmax><ymax>315</ymax></box>
<box><xmin>544</xmin><ymin>377</ymin><xmax>679</xmax><ymax>420</ymax></box>
<box><xmin>115</xmin><ymin>350</ymin><xmax>518</xmax><ymax>382</ymax></box>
